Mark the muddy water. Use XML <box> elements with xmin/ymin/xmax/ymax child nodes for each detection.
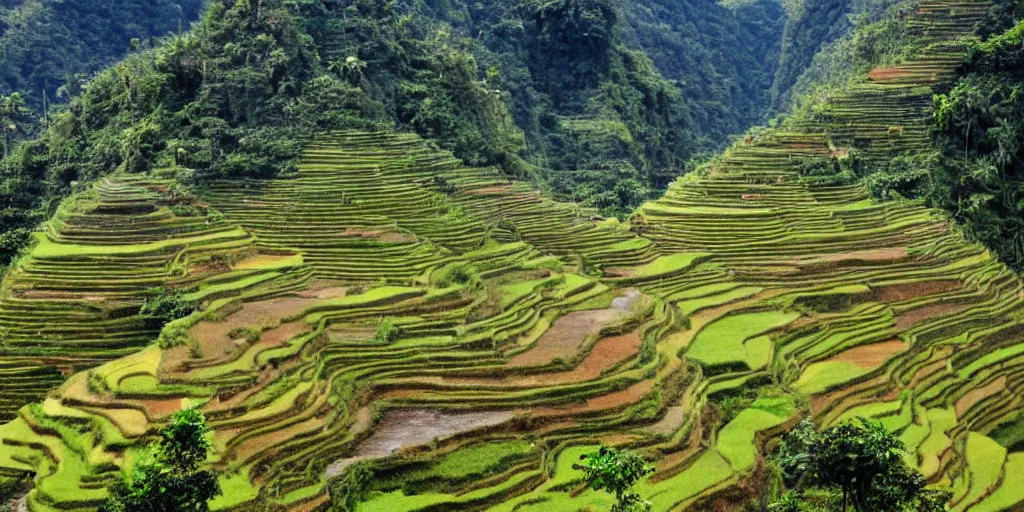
<box><xmin>507</xmin><ymin>289</ymin><xmax>643</xmax><ymax>367</ymax></box>
<box><xmin>325</xmin><ymin>409</ymin><xmax>514</xmax><ymax>478</ymax></box>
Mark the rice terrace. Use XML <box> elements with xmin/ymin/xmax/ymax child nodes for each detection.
<box><xmin>0</xmin><ymin>0</ymin><xmax>1023</xmax><ymax>510</ymax></box>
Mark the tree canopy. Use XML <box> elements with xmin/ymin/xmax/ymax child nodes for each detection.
<box><xmin>99</xmin><ymin>408</ymin><xmax>221</xmax><ymax>512</ymax></box>
<box><xmin>773</xmin><ymin>419</ymin><xmax>951</xmax><ymax>512</ymax></box>
<box><xmin>575</xmin><ymin>446</ymin><xmax>655</xmax><ymax>512</ymax></box>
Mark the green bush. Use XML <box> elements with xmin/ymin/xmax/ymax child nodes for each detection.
<box><xmin>430</xmin><ymin>263</ymin><xmax>479</xmax><ymax>288</ymax></box>
<box><xmin>0</xmin><ymin>475</ymin><xmax>27</xmax><ymax>505</ymax></box>
<box><xmin>373</xmin><ymin>318</ymin><xmax>403</xmax><ymax>344</ymax></box>
<box><xmin>227</xmin><ymin>327</ymin><xmax>262</xmax><ymax>343</ymax></box>
<box><xmin>141</xmin><ymin>288</ymin><xmax>198</xmax><ymax>322</ymax></box>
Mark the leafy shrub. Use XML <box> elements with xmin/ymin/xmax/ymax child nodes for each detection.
<box><xmin>228</xmin><ymin>327</ymin><xmax>262</xmax><ymax>343</ymax></box>
<box><xmin>430</xmin><ymin>262</ymin><xmax>479</xmax><ymax>288</ymax></box>
<box><xmin>328</xmin><ymin>463</ymin><xmax>373</xmax><ymax>512</ymax></box>
<box><xmin>0</xmin><ymin>475</ymin><xmax>27</xmax><ymax>505</ymax></box>
<box><xmin>373</xmin><ymin>318</ymin><xmax>403</xmax><ymax>344</ymax></box>
<box><xmin>157</xmin><ymin>323</ymin><xmax>194</xmax><ymax>349</ymax></box>
<box><xmin>100</xmin><ymin>408</ymin><xmax>220</xmax><ymax>512</ymax></box>
<box><xmin>140</xmin><ymin>288</ymin><xmax>198</xmax><ymax>322</ymax></box>
<box><xmin>170</xmin><ymin>204</ymin><xmax>201</xmax><ymax>217</ymax></box>
<box><xmin>574</xmin><ymin>446</ymin><xmax>655</xmax><ymax>512</ymax></box>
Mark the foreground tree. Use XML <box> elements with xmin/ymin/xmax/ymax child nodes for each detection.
<box><xmin>575</xmin><ymin>446</ymin><xmax>654</xmax><ymax>512</ymax></box>
<box><xmin>773</xmin><ymin>419</ymin><xmax>950</xmax><ymax>512</ymax></box>
<box><xmin>100</xmin><ymin>408</ymin><xmax>221</xmax><ymax>512</ymax></box>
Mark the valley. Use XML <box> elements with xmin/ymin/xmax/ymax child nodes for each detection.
<box><xmin>1</xmin><ymin>0</ymin><xmax>1023</xmax><ymax>510</ymax></box>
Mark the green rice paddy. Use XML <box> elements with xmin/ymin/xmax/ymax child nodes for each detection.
<box><xmin>1</xmin><ymin>1</ymin><xmax>1022</xmax><ymax>510</ymax></box>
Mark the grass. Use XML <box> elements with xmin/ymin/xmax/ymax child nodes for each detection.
<box><xmin>430</xmin><ymin>440</ymin><xmax>534</xmax><ymax>477</ymax></box>
<box><xmin>500</xmin><ymin>277</ymin><xmax>558</xmax><ymax>308</ymax></box>
<box><xmin>210</xmin><ymin>467</ymin><xmax>260</xmax><ymax>511</ymax></box>
<box><xmin>794</xmin><ymin>361</ymin><xmax>871</xmax><ymax>395</ymax></box>
<box><xmin>638</xmin><ymin>451</ymin><xmax>734</xmax><ymax>510</ymax></box>
<box><xmin>715</xmin><ymin>407</ymin><xmax>790</xmax><ymax>471</ymax></box>
<box><xmin>31</xmin><ymin>228</ymin><xmax>250</xmax><ymax>257</ymax></box>
<box><xmin>953</xmin><ymin>433</ymin><xmax>1006</xmax><ymax>511</ymax></box>
<box><xmin>978</xmin><ymin>453</ymin><xmax>1024</xmax><ymax>511</ymax></box>
<box><xmin>744</xmin><ymin>335</ymin><xmax>774</xmax><ymax>370</ymax></box>
<box><xmin>2</xmin><ymin>75</ymin><xmax>1023</xmax><ymax>511</ymax></box>
<box><xmin>304</xmin><ymin>286</ymin><xmax>426</xmax><ymax>323</ymax></box>
<box><xmin>631</xmin><ymin>253</ymin><xmax>710</xmax><ymax>279</ymax></box>
<box><xmin>389</xmin><ymin>440</ymin><xmax>537</xmax><ymax>486</ymax></box>
<box><xmin>216</xmin><ymin>381</ymin><xmax>313</xmax><ymax>428</ymax></box>
<box><xmin>358</xmin><ymin>470</ymin><xmax>541</xmax><ymax>512</ymax></box>
<box><xmin>676</xmin><ymin>287</ymin><xmax>762</xmax><ymax>316</ymax></box>
<box><xmin>687</xmin><ymin>310</ymin><xmax>800</xmax><ymax>369</ymax></box>
<box><xmin>918</xmin><ymin>408</ymin><xmax>956</xmax><ymax>479</ymax></box>
<box><xmin>990</xmin><ymin>411</ymin><xmax>1024</xmax><ymax>449</ymax></box>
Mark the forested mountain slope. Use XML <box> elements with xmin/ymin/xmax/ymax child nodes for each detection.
<box><xmin>0</xmin><ymin>0</ymin><xmax>890</xmax><ymax>275</ymax></box>
<box><xmin>3</xmin><ymin>0</ymin><xmax>1024</xmax><ymax>511</ymax></box>
<box><xmin>0</xmin><ymin>0</ymin><xmax>205</xmax><ymax>112</ymax></box>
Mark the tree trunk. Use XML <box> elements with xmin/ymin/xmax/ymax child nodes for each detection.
<box><xmin>842</xmin><ymin>489</ymin><xmax>848</xmax><ymax>512</ymax></box>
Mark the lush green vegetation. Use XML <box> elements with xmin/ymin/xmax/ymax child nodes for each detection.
<box><xmin>0</xmin><ymin>0</ymin><xmax>205</xmax><ymax>113</ymax></box>
<box><xmin>0</xmin><ymin>0</ymin><xmax>523</xmax><ymax>269</ymax></box>
<box><xmin>623</xmin><ymin>0</ymin><xmax>787</xmax><ymax>144</ymax></box>
<box><xmin>771</xmin><ymin>0</ymin><xmax>912</xmax><ymax>112</ymax></box>
<box><xmin>412</xmin><ymin>0</ymin><xmax>782</xmax><ymax>215</ymax></box>
<box><xmin>575</xmin><ymin>447</ymin><xmax>655</xmax><ymax>512</ymax></box>
<box><xmin>928</xmin><ymin>16</ymin><xmax>1024</xmax><ymax>271</ymax></box>
<box><xmin>1</xmin><ymin>0</ymin><xmax>1024</xmax><ymax>511</ymax></box>
<box><xmin>0</xmin><ymin>0</ymin><xmax>801</xmax><ymax>272</ymax></box>
<box><xmin>99</xmin><ymin>408</ymin><xmax>221</xmax><ymax>512</ymax></box>
<box><xmin>774</xmin><ymin>419</ymin><xmax>950</xmax><ymax>511</ymax></box>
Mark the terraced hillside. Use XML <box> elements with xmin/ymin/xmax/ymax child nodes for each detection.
<box><xmin>0</xmin><ymin>178</ymin><xmax>310</xmax><ymax>422</ymax></box>
<box><xmin>3</xmin><ymin>0</ymin><xmax>1024</xmax><ymax>510</ymax></box>
<box><xmin>794</xmin><ymin>0</ymin><xmax>990</xmax><ymax>165</ymax></box>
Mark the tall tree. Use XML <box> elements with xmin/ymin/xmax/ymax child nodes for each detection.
<box><xmin>774</xmin><ymin>419</ymin><xmax>951</xmax><ymax>512</ymax></box>
<box><xmin>99</xmin><ymin>408</ymin><xmax>221</xmax><ymax>512</ymax></box>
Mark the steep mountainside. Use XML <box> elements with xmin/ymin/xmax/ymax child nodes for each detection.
<box><xmin>3</xmin><ymin>1</ymin><xmax>1024</xmax><ymax>511</ymax></box>
<box><xmin>405</xmin><ymin>0</ymin><xmax>788</xmax><ymax>214</ymax></box>
<box><xmin>622</xmin><ymin>0</ymin><xmax>788</xmax><ymax>145</ymax></box>
<box><xmin>0</xmin><ymin>0</ymin><xmax>794</xmax><ymax>274</ymax></box>
<box><xmin>0</xmin><ymin>0</ymin><xmax>205</xmax><ymax>111</ymax></box>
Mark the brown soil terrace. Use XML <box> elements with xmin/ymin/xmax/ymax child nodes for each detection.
<box><xmin>955</xmin><ymin>376</ymin><xmax>1006</xmax><ymax>417</ymax></box>
<box><xmin>868</xmin><ymin>67</ymin><xmax>916</xmax><ymax>81</ymax></box>
<box><xmin>871</xmin><ymin>280</ymin><xmax>963</xmax><ymax>303</ymax></box>
<box><xmin>895</xmin><ymin>303</ymin><xmax>970</xmax><ymax>330</ymax></box>
<box><xmin>506</xmin><ymin>290</ymin><xmax>643</xmax><ymax>367</ymax></box>
<box><xmin>829</xmin><ymin>339</ymin><xmax>908</xmax><ymax>368</ymax></box>
<box><xmin>796</xmin><ymin>247</ymin><xmax>908</xmax><ymax>265</ymax></box>
<box><xmin>465</xmin><ymin>185</ymin><xmax>513</xmax><ymax>195</ymax></box>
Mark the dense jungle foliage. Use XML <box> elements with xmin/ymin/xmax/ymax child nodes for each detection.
<box><xmin>622</xmin><ymin>0</ymin><xmax>787</xmax><ymax>144</ymax></box>
<box><xmin>929</xmin><ymin>12</ymin><xmax>1024</xmax><ymax>271</ymax></box>
<box><xmin>0</xmin><ymin>0</ymin><xmax>205</xmax><ymax>114</ymax></box>
<box><xmin>2</xmin><ymin>0</ymin><xmax>1016</xmax><ymax>277</ymax></box>
<box><xmin>412</xmin><ymin>0</ymin><xmax>791</xmax><ymax>214</ymax></box>
<box><xmin>0</xmin><ymin>0</ymin><xmax>526</xmax><ymax>270</ymax></box>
